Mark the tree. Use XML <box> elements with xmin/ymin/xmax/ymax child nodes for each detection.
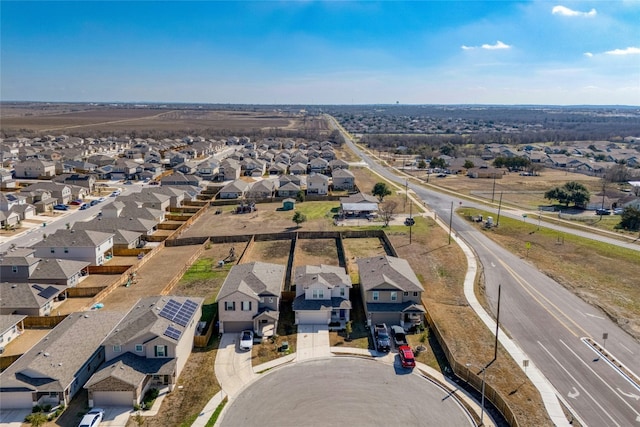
<box><xmin>292</xmin><ymin>211</ymin><xmax>307</xmax><ymax>228</ymax></box>
<box><xmin>417</xmin><ymin>159</ymin><xmax>427</xmax><ymax>169</ymax></box>
<box><xmin>345</xmin><ymin>320</ymin><xmax>353</xmax><ymax>341</ymax></box>
<box><xmin>617</xmin><ymin>207</ymin><xmax>640</xmax><ymax>231</ymax></box>
<box><xmin>379</xmin><ymin>200</ymin><xmax>397</xmax><ymax>227</ymax></box>
<box><xmin>430</xmin><ymin>157</ymin><xmax>447</xmax><ymax>170</ymax></box>
<box><xmin>463</xmin><ymin>160</ymin><xmax>475</xmax><ymax>169</ymax></box>
<box><xmin>296</xmin><ymin>190</ymin><xmax>305</xmax><ymax>203</ymax></box>
<box><xmin>25</xmin><ymin>413</ymin><xmax>48</xmax><ymax>427</ymax></box>
<box><xmin>372</xmin><ymin>182</ymin><xmax>392</xmax><ymax>202</ymax></box>
<box><xmin>544</xmin><ymin>181</ymin><xmax>590</xmax><ymax>208</ymax></box>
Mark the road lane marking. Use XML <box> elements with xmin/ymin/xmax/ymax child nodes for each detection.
<box><xmin>585</xmin><ymin>313</ymin><xmax>605</xmax><ymax>320</ymax></box>
<box><xmin>568</xmin><ymin>387</ymin><xmax>580</xmax><ymax>399</ymax></box>
<box><xmin>538</xmin><ymin>341</ymin><xmax>621</xmax><ymax>426</ymax></box>
<box><xmin>560</xmin><ymin>339</ymin><xmax>640</xmax><ymax>419</ymax></box>
<box><xmin>617</xmin><ymin>389</ymin><xmax>640</xmax><ymax>401</ymax></box>
<box><xmin>620</xmin><ymin>343</ymin><xmax>634</xmax><ymax>354</ymax></box>
<box><xmin>465</xmin><ymin>231</ymin><xmax>583</xmax><ymax>337</ymax></box>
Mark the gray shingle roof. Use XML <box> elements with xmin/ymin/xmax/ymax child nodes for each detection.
<box><xmin>216</xmin><ymin>262</ymin><xmax>285</xmax><ymax>301</ymax></box>
<box><xmin>85</xmin><ymin>352</ymin><xmax>176</xmax><ymax>389</ymax></box>
<box><xmin>0</xmin><ymin>311</ymin><xmax>123</xmax><ymax>392</ymax></box>
<box><xmin>292</xmin><ymin>295</ymin><xmax>352</xmax><ymax>311</ymax></box>
<box><xmin>32</xmin><ymin>229</ymin><xmax>113</xmax><ymax>248</ymax></box>
<box><xmin>29</xmin><ymin>258</ymin><xmax>89</xmax><ymax>281</ymax></box>
<box><xmin>102</xmin><ymin>296</ymin><xmax>203</xmax><ymax>347</ymax></box>
<box><xmin>294</xmin><ymin>265</ymin><xmax>352</xmax><ymax>290</ymax></box>
<box><xmin>0</xmin><ymin>282</ymin><xmax>65</xmax><ymax>310</ymax></box>
<box><xmin>357</xmin><ymin>256</ymin><xmax>424</xmax><ymax>292</ymax></box>
<box><xmin>0</xmin><ymin>314</ymin><xmax>27</xmax><ymax>335</ymax></box>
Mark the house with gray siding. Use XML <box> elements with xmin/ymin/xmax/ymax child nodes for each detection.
<box><xmin>32</xmin><ymin>229</ymin><xmax>114</xmax><ymax>266</ymax></box>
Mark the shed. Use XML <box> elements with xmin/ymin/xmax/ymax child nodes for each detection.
<box><xmin>282</xmin><ymin>198</ymin><xmax>296</xmax><ymax>211</ymax></box>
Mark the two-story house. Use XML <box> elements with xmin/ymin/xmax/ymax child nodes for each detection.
<box><xmin>216</xmin><ymin>262</ymin><xmax>285</xmax><ymax>337</ymax></box>
<box><xmin>292</xmin><ymin>265</ymin><xmax>352</xmax><ymax>328</ymax></box>
<box><xmin>85</xmin><ymin>295</ymin><xmax>203</xmax><ymax>407</ymax></box>
<box><xmin>0</xmin><ymin>311</ymin><xmax>123</xmax><ymax>409</ymax></box>
<box><xmin>357</xmin><ymin>255</ymin><xmax>425</xmax><ymax>328</ymax></box>
<box><xmin>14</xmin><ymin>159</ymin><xmax>56</xmax><ymax>179</ymax></box>
<box><xmin>32</xmin><ymin>229</ymin><xmax>114</xmax><ymax>266</ymax></box>
<box><xmin>332</xmin><ymin>168</ymin><xmax>356</xmax><ymax>191</ymax></box>
<box><xmin>307</xmin><ymin>173</ymin><xmax>329</xmax><ymax>195</ymax></box>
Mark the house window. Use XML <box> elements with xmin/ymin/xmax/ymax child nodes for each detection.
<box><xmin>50</xmin><ymin>248</ymin><xmax>55</xmax><ymax>253</ymax></box>
<box><xmin>64</xmin><ymin>247</ymin><xmax>69</xmax><ymax>253</ymax></box>
<box><xmin>241</xmin><ymin>301</ymin><xmax>252</xmax><ymax>311</ymax></box>
<box><xmin>113</xmin><ymin>345</ymin><xmax>121</xmax><ymax>353</ymax></box>
<box><xmin>372</xmin><ymin>291</ymin><xmax>379</xmax><ymax>301</ymax></box>
<box><xmin>135</xmin><ymin>344</ymin><xmax>143</xmax><ymax>353</ymax></box>
<box><xmin>155</xmin><ymin>345</ymin><xmax>167</xmax><ymax>357</ymax></box>
<box><xmin>224</xmin><ymin>301</ymin><xmax>235</xmax><ymax>311</ymax></box>
<box><xmin>12</xmin><ymin>266</ymin><xmax>17</xmax><ymax>273</ymax></box>
<box><xmin>413</xmin><ymin>292</ymin><xmax>419</xmax><ymax>297</ymax></box>
<box><xmin>340</xmin><ymin>287</ymin><xmax>346</xmax><ymax>297</ymax></box>
<box><xmin>391</xmin><ymin>292</ymin><xmax>397</xmax><ymax>301</ymax></box>
<box><xmin>403</xmin><ymin>292</ymin><xmax>409</xmax><ymax>297</ymax></box>
<box><xmin>269</xmin><ymin>297</ymin><xmax>274</xmax><ymax>303</ymax></box>
<box><xmin>312</xmin><ymin>289</ymin><xmax>324</xmax><ymax>299</ymax></box>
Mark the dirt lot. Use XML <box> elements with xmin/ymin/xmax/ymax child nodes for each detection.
<box><xmin>0</xmin><ymin>106</ymin><xmax>329</xmax><ymax>137</ymax></box>
<box><xmin>242</xmin><ymin>240</ymin><xmax>291</xmax><ymax>265</ymax></box>
<box><xmin>294</xmin><ymin>238</ymin><xmax>340</xmax><ymax>267</ymax></box>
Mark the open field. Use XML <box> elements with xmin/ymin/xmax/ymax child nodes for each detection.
<box><xmin>0</xmin><ymin>106</ymin><xmax>330</xmax><ymax>136</ymax></box>
<box><xmin>460</xmin><ymin>207</ymin><xmax>640</xmax><ymax>340</ymax></box>
<box><xmin>294</xmin><ymin>238</ymin><xmax>340</xmax><ymax>267</ymax></box>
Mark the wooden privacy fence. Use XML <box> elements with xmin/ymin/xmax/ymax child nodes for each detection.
<box><xmin>1</xmin><ymin>354</ymin><xmax>21</xmax><ymax>371</ymax></box>
<box><xmin>88</xmin><ymin>265</ymin><xmax>131</xmax><ymax>275</ymax></box>
<box><xmin>193</xmin><ymin>314</ymin><xmax>216</xmax><ymax>348</ymax></box>
<box><xmin>160</xmin><ymin>240</ymin><xmax>210</xmax><ymax>295</ymax></box>
<box><xmin>23</xmin><ymin>314</ymin><xmax>68</xmax><ymax>329</ymax></box>
<box><xmin>66</xmin><ymin>287</ymin><xmax>104</xmax><ymax>298</ymax></box>
<box><xmin>423</xmin><ymin>309</ymin><xmax>519</xmax><ymax>427</ymax></box>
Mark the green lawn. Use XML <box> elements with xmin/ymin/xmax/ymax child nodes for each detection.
<box><xmin>294</xmin><ymin>201</ymin><xmax>340</xmax><ymax>221</ymax></box>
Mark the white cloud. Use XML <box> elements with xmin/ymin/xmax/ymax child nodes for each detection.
<box><xmin>605</xmin><ymin>47</ymin><xmax>640</xmax><ymax>55</ymax></box>
<box><xmin>481</xmin><ymin>41</ymin><xmax>511</xmax><ymax>50</ymax></box>
<box><xmin>552</xmin><ymin>5</ymin><xmax>597</xmax><ymax>17</ymax></box>
<box><xmin>461</xmin><ymin>45</ymin><xmax>474</xmax><ymax>50</ymax></box>
<box><xmin>583</xmin><ymin>52</ymin><xmax>593</xmax><ymax>57</ymax></box>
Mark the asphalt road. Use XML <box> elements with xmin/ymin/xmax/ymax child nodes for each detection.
<box><xmin>220</xmin><ymin>357</ymin><xmax>475</xmax><ymax>427</ymax></box>
<box><xmin>329</xmin><ymin>117</ymin><xmax>640</xmax><ymax>426</ymax></box>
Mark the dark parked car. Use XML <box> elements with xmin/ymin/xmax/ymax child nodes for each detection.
<box><xmin>398</xmin><ymin>345</ymin><xmax>416</xmax><ymax>369</ymax></box>
<box><xmin>79</xmin><ymin>203</ymin><xmax>89</xmax><ymax>210</ymax></box>
<box><xmin>69</xmin><ymin>199</ymin><xmax>83</xmax><ymax>205</ymax></box>
<box><xmin>390</xmin><ymin>325</ymin><xmax>407</xmax><ymax>347</ymax></box>
<box><xmin>53</xmin><ymin>204</ymin><xmax>69</xmax><ymax>211</ymax></box>
<box><xmin>595</xmin><ymin>208</ymin><xmax>611</xmax><ymax>215</ymax></box>
<box><xmin>374</xmin><ymin>323</ymin><xmax>390</xmax><ymax>352</ymax></box>
<box><xmin>90</xmin><ymin>199</ymin><xmax>100</xmax><ymax>206</ymax></box>
<box><xmin>404</xmin><ymin>217</ymin><xmax>415</xmax><ymax>226</ymax></box>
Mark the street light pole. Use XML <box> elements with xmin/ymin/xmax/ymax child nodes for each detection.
<box><xmin>448</xmin><ymin>201</ymin><xmax>453</xmax><ymax>244</ymax></box>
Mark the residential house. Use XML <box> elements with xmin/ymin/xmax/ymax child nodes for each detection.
<box><xmin>308</xmin><ymin>157</ymin><xmax>329</xmax><ymax>174</ymax></box>
<box><xmin>277</xmin><ymin>182</ymin><xmax>301</xmax><ymax>198</ymax></box>
<box><xmin>339</xmin><ymin>192</ymin><xmax>379</xmax><ymax>218</ymax></box>
<box><xmin>245</xmin><ymin>179</ymin><xmax>274</xmax><ymax>200</ymax></box>
<box><xmin>21</xmin><ymin>182</ymin><xmax>73</xmax><ymax>205</ymax></box>
<box><xmin>0</xmin><ymin>315</ymin><xmax>26</xmax><ymax>352</ymax></box>
<box><xmin>28</xmin><ymin>258</ymin><xmax>90</xmax><ymax>287</ymax></box>
<box><xmin>0</xmin><ymin>168</ymin><xmax>17</xmax><ymax>189</ymax></box>
<box><xmin>329</xmin><ymin>159</ymin><xmax>349</xmax><ymax>171</ymax></box>
<box><xmin>0</xmin><ymin>311</ymin><xmax>123</xmax><ymax>409</ymax></box>
<box><xmin>467</xmin><ymin>167</ymin><xmax>504</xmax><ymax>179</ymax></box>
<box><xmin>292</xmin><ymin>265</ymin><xmax>352</xmax><ymax>328</ymax></box>
<box><xmin>53</xmin><ymin>173</ymin><xmax>97</xmax><ymax>193</ymax></box>
<box><xmin>159</xmin><ymin>172</ymin><xmax>202</xmax><ymax>187</ymax></box>
<box><xmin>332</xmin><ymin>169</ymin><xmax>356</xmax><ymax>191</ymax></box>
<box><xmin>73</xmin><ymin>217</ymin><xmax>157</xmax><ymax>237</ymax></box>
<box><xmin>0</xmin><ymin>282</ymin><xmax>66</xmax><ymax>316</ymax></box>
<box><xmin>85</xmin><ymin>296</ymin><xmax>203</xmax><ymax>407</ymax></box>
<box><xmin>219</xmin><ymin>179</ymin><xmax>251</xmax><ymax>199</ymax></box>
<box><xmin>32</xmin><ymin>229</ymin><xmax>114</xmax><ymax>266</ymax></box>
<box><xmin>289</xmin><ymin>162</ymin><xmax>307</xmax><ymax>175</ymax></box>
<box><xmin>216</xmin><ymin>262</ymin><xmax>285</xmax><ymax>336</ymax></box>
<box><xmin>357</xmin><ymin>255</ymin><xmax>425</xmax><ymax>328</ymax></box>
<box><xmin>196</xmin><ymin>159</ymin><xmax>220</xmax><ymax>180</ymax></box>
<box><xmin>141</xmin><ymin>187</ymin><xmax>185</xmax><ymax>208</ymax></box>
<box><xmin>14</xmin><ymin>159</ymin><xmax>56</xmax><ymax>178</ymax></box>
<box><xmin>0</xmin><ymin>248</ymin><xmax>42</xmax><ymax>283</ymax></box>
<box><xmin>268</xmin><ymin>163</ymin><xmax>288</xmax><ymax>175</ymax></box>
<box><xmin>117</xmin><ymin>192</ymin><xmax>171</xmax><ymax>213</ymax></box>
<box><xmin>111</xmin><ymin>159</ymin><xmax>139</xmax><ymax>180</ymax></box>
<box><xmin>307</xmin><ymin>173</ymin><xmax>329</xmax><ymax>195</ymax></box>
<box><xmin>219</xmin><ymin>159</ymin><xmax>241</xmax><ymax>181</ymax></box>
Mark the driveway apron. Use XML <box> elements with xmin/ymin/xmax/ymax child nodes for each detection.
<box><xmin>214</xmin><ymin>333</ymin><xmax>257</xmax><ymax>398</ymax></box>
<box><xmin>296</xmin><ymin>324</ymin><xmax>331</xmax><ymax>361</ymax></box>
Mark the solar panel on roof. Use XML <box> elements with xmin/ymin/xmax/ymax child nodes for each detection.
<box><xmin>32</xmin><ymin>284</ymin><xmax>44</xmax><ymax>291</ymax></box>
<box><xmin>158</xmin><ymin>299</ymin><xmax>182</xmax><ymax>321</ymax></box>
<box><xmin>38</xmin><ymin>286</ymin><xmax>60</xmax><ymax>300</ymax></box>
<box><xmin>164</xmin><ymin>326</ymin><xmax>181</xmax><ymax>340</ymax></box>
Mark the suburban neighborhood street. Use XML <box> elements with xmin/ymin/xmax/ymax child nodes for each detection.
<box><xmin>333</xmin><ymin>119</ymin><xmax>640</xmax><ymax>426</ymax></box>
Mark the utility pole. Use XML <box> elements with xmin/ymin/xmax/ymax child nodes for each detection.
<box><xmin>409</xmin><ymin>202</ymin><xmax>413</xmax><ymax>244</ymax></box>
<box><xmin>496</xmin><ymin>192</ymin><xmax>503</xmax><ymax>227</ymax></box>
<box><xmin>448</xmin><ymin>201</ymin><xmax>453</xmax><ymax>244</ymax></box>
<box><xmin>404</xmin><ymin>179</ymin><xmax>408</xmax><ymax>211</ymax></box>
<box><xmin>491</xmin><ymin>173</ymin><xmax>497</xmax><ymax>203</ymax></box>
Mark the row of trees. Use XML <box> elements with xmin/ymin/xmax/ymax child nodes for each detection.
<box><xmin>544</xmin><ymin>182</ymin><xmax>591</xmax><ymax>208</ymax></box>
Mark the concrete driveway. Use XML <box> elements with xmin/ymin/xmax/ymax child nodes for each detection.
<box><xmin>296</xmin><ymin>324</ymin><xmax>330</xmax><ymax>361</ymax></box>
<box><xmin>0</xmin><ymin>409</ymin><xmax>30</xmax><ymax>427</ymax></box>
<box><xmin>100</xmin><ymin>407</ymin><xmax>132</xmax><ymax>427</ymax></box>
<box><xmin>214</xmin><ymin>333</ymin><xmax>257</xmax><ymax>398</ymax></box>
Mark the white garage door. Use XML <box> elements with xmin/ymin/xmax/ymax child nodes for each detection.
<box><xmin>0</xmin><ymin>392</ymin><xmax>32</xmax><ymax>409</ymax></box>
<box><xmin>93</xmin><ymin>391</ymin><xmax>133</xmax><ymax>407</ymax></box>
<box><xmin>297</xmin><ymin>311</ymin><xmax>329</xmax><ymax>325</ymax></box>
<box><xmin>221</xmin><ymin>321</ymin><xmax>253</xmax><ymax>333</ymax></box>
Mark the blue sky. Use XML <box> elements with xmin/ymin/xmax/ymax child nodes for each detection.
<box><xmin>2</xmin><ymin>1</ymin><xmax>639</xmax><ymax>105</ymax></box>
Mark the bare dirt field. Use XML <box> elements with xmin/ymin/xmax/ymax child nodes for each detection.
<box><xmin>294</xmin><ymin>238</ymin><xmax>340</xmax><ymax>267</ymax></box>
<box><xmin>243</xmin><ymin>240</ymin><xmax>291</xmax><ymax>265</ymax></box>
<box><xmin>0</xmin><ymin>106</ymin><xmax>329</xmax><ymax>137</ymax></box>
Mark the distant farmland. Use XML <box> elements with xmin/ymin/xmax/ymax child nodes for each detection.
<box><xmin>0</xmin><ymin>104</ymin><xmax>329</xmax><ymax>137</ymax></box>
